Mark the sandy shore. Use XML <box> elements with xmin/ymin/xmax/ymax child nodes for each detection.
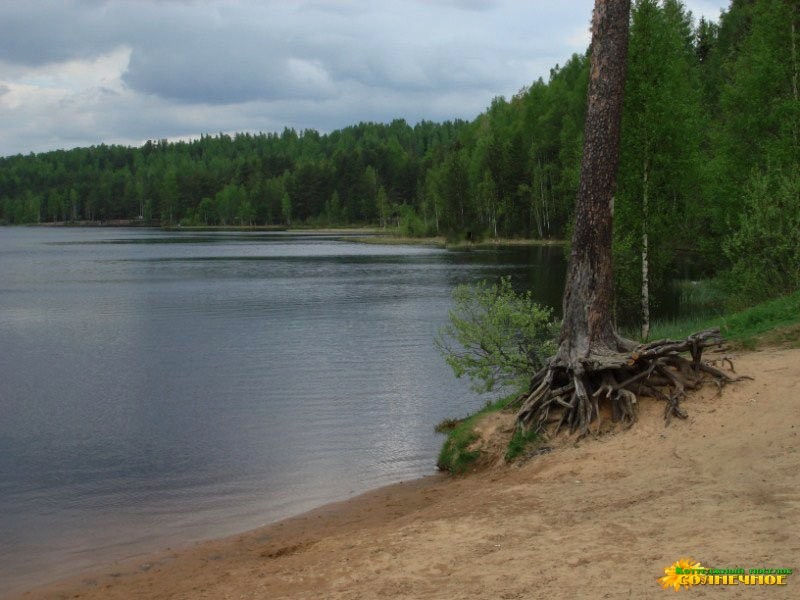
<box><xmin>16</xmin><ymin>347</ymin><xmax>800</xmax><ymax>599</ymax></box>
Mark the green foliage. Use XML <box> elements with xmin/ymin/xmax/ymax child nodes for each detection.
<box><xmin>436</xmin><ymin>394</ymin><xmax>516</xmax><ymax>474</ymax></box>
<box><xmin>673</xmin><ymin>279</ymin><xmax>727</xmax><ymax>315</ymax></box>
<box><xmin>614</xmin><ymin>0</ymin><xmax>705</xmax><ymax>321</ymax></box>
<box><xmin>504</xmin><ymin>427</ymin><xmax>539</xmax><ymax>462</ymax></box>
<box><xmin>435</xmin><ymin>277</ymin><xmax>559</xmax><ymax>394</ymax></box>
<box><xmin>437</xmin><ymin>426</ymin><xmax>481</xmax><ymax>474</ymax></box>
<box><xmin>397</xmin><ymin>204</ymin><xmax>433</xmax><ymax>237</ymax></box>
<box><xmin>281</xmin><ymin>192</ymin><xmax>292</xmax><ymax>226</ymax></box>
<box><xmin>646</xmin><ymin>289</ymin><xmax>800</xmax><ymax>344</ymax></box>
<box><xmin>723</xmin><ymin>169</ymin><xmax>800</xmax><ymax>307</ymax></box>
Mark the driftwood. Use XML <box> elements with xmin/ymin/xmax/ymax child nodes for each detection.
<box><xmin>514</xmin><ymin>328</ymin><xmax>750</xmax><ymax>436</ymax></box>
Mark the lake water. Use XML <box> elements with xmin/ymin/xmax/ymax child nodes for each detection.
<box><xmin>0</xmin><ymin>228</ymin><xmax>566</xmax><ymax>595</ymax></box>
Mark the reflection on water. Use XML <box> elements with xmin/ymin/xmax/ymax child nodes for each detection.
<box><xmin>0</xmin><ymin>228</ymin><xmax>565</xmax><ymax>595</ymax></box>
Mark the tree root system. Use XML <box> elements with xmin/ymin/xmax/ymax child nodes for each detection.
<box><xmin>514</xmin><ymin>328</ymin><xmax>750</xmax><ymax>436</ymax></box>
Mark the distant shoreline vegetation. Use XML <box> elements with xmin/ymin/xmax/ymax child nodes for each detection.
<box><xmin>16</xmin><ymin>220</ymin><xmax>567</xmax><ymax>249</ymax></box>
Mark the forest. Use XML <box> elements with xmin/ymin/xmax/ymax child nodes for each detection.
<box><xmin>1</xmin><ymin>0</ymin><xmax>798</xmax><ymax>318</ymax></box>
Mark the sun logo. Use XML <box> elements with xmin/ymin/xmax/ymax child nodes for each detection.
<box><xmin>658</xmin><ymin>558</ymin><xmax>705</xmax><ymax>591</ymax></box>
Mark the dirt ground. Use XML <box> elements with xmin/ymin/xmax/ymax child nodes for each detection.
<box><xmin>17</xmin><ymin>347</ymin><xmax>800</xmax><ymax>599</ymax></box>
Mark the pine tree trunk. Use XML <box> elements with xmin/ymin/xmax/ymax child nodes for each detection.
<box><xmin>792</xmin><ymin>16</ymin><xmax>798</xmax><ymax>147</ymax></box>
<box><xmin>544</xmin><ymin>169</ymin><xmax>552</xmax><ymax>235</ymax></box>
<box><xmin>641</xmin><ymin>157</ymin><xmax>650</xmax><ymax>341</ymax></box>
<box><xmin>538</xmin><ymin>167</ymin><xmax>547</xmax><ymax>238</ymax></box>
<box><xmin>558</xmin><ymin>0</ymin><xmax>631</xmax><ymax>365</ymax></box>
<box><xmin>515</xmin><ymin>0</ymin><xmax>745</xmax><ymax>436</ymax></box>
<box><xmin>792</xmin><ymin>17</ymin><xmax>798</xmax><ymax>102</ymax></box>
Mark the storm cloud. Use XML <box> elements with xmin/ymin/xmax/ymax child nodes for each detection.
<box><xmin>0</xmin><ymin>0</ymin><xmax>727</xmax><ymax>156</ymax></box>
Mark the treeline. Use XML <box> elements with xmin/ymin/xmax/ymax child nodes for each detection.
<box><xmin>0</xmin><ymin>120</ymin><xmax>467</xmax><ymax>229</ymax></box>
<box><xmin>1</xmin><ymin>0</ymin><xmax>798</xmax><ymax>317</ymax></box>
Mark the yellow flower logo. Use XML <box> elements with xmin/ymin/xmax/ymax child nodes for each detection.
<box><xmin>659</xmin><ymin>558</ymin><xmax>705</xmax><ymax>591</ymax></box>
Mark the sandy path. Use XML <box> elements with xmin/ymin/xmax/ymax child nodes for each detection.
<box><xmin>17</xmin><ymin>347</ymin><xmax>800</xmax><ymax>599</ymax></box>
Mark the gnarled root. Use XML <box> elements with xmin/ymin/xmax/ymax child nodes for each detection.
<box><xmin>514</xmin><ymin>328</ymin><xmax>751</xmax><ymax>437</ymax></box>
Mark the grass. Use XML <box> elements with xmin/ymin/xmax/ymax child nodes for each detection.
<box><xmin>436</xmin><ymin>390</ymin><xmax>543</xmax><ymax>473</ymax></box>
<box><xmin>436</xmin><ymin>393</ymin><xmax>517</xmax><ymax>474</ymax></box>
<box><xmin>504</xmin><ymin>427</ymin><xmax>539</xmax><ymax>462</ymax></box>
<box><xmin>647</xmin><ymin>289</ymin><xmax>800</xmax><ymax>348</ymax></box>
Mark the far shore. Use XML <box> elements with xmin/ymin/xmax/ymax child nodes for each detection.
<box><xmin>16</xmin><ymin>346</ymin><xmax>799</xmax><ymax>600</ymax></box>
<box><xmin>15</xmin><ymin>222</ymin><xmax>567</xmax><ymax>247</ymax></box>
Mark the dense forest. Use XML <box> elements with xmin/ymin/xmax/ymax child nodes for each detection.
<box><xmin>1</xmin><ymin>0</ymin><xmax>798</xmax><ymax>318</ymax></box>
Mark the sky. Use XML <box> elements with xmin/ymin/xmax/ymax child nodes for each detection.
<box><xmin>0</xmin><ymin>0</ymin><xmax>729</xmax><ymax>157</ymax></box>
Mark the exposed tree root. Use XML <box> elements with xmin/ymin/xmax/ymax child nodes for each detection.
<box><xmin>514</xmin><ymin>328</ymin><xmax>751</xmax><ymax>437</ymax></box>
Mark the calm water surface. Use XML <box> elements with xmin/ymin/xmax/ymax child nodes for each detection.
<box><xmin>0</xmin><ymin>228</ymin><xmax>565</xmax><ymax>595</ymax></box>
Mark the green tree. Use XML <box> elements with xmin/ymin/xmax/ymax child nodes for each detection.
<box><xmin>376</xmin><ymin>185</ymin><xmax>390</xmax><ymax>229</ymax></box>
<box><xmin>281</xmin><ymin>191</ymin><xmax>292</xmax><ymax>226</ymax></box>
<box><xmin>160</xmin><ymin>167</ymin><xmax>180</xmax><ymax>224</ymax></box>
<box><xmin>724</xmin><ymin>169</ymin><xmax>800</xmax><ymax>306</ymax></box>
<box><xmin>615</xmin><ymin>0</ymin><xmax>704</xmax><ymax>338</ymax></box>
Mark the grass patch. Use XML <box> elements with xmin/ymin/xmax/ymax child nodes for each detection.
<box><xmin>504</xmin><ymin>427</ymin><xmax>539</xmax><ymax>462</ymax></box>
<box><xmin>647</xmin><ymin>289</ymin><xmax>800</xmax><ymax>347</ymax></box>
<box><xmin>748</xmin><ymin>323</ymin><xmax>800</xmax><ymax>349</ymax></box>
<box><xmin>436</xmin><ymin>393</ymin><xmax>517</xmax><ymax>474</ymax></box>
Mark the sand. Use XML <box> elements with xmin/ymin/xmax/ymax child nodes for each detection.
<box><xmin>16</xmin><ymin>347</ymin><xmax>800</xmax><ymax>599</ymax></box>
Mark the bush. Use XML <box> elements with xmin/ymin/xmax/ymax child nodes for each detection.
<box><xmin>435</xmin><ymin>277</ymin><xmax>560</xmax><ymax>394</ymax></box>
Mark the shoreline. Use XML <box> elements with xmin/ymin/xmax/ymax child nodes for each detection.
<box><xmin>343</xmin><ymin>235</ymin><xmax>567</xmax><ymax>249</ymax></box>
<box><xmin>9</xmin><ymin>223</ymin><xmax>566</xmax><ymax>247</ymax></box>
<box><xmin>12</xmin><ymin>474</ymin><xmax>449</xmax><ymax>599</ymax></box>
<box><xmin>15</xmin><ymin>346</ymin><xmax>800</xmax><ymax>599</ymax></box>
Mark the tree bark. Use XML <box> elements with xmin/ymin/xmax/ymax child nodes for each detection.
<box><xmin>641</xmin><ymin>156</ymin><xmax>650</xmax><ymax>341</ymax></box>
<box><xmin>558</xmin><ymin>0</ymin><xmax>631</xmax><ymax>365</ymax></box>
<box><xmin>792</xmin><ymin>15</ymin><xmax>798</xmax><ymax>147</ymax></box>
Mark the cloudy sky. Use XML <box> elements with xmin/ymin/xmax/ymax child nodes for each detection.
<box><xmin>0</xmin><ymin>0</ymin><xmax>728</xmax><ymax>157</ymax></box>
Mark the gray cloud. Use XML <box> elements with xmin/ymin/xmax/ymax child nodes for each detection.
<box><xmin>0</xmin><ymin>0</ymin><xmax>120</xmax><ymax>66</ymax></box>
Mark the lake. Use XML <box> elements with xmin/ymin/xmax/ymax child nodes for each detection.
<box><xmin>0</xmin><ymin>228</ymin><xmax>566</xmax><ymax>595</ymax></box>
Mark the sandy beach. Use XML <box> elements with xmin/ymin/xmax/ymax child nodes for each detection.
<box><xmin>15</xmin><ymin>346</ymin><xmax>800</xmax><ymax>599</ymax></box>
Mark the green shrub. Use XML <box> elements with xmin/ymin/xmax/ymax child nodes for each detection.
<box><xmin>435</xmin><ymin>277</ymin><xmax>559</xmax><ymax>394</ymax></box>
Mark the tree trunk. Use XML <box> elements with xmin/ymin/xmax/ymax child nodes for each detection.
<box><xmin>641</xmin><ymin>157</ymin><xmax>650</xmax><ymax>341</ymax></box>
<box><xmin>515</xmin><ymin>0</ymin><xmax>745</xmax><ymax>437</ymax></box>
<box><xmin>557</xmin><ymin>0</ymin><xmax>631</xmax><ymax>365</ymax></box>
<box><xmin>544</xmin><ymin>168</ymin><xmax>552</xmax><ymax>235</ymax></box>
<box><xmin>792</xmin><ymin>16</ymin><xmax>798</xmax><ymax>147</ymax></box>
